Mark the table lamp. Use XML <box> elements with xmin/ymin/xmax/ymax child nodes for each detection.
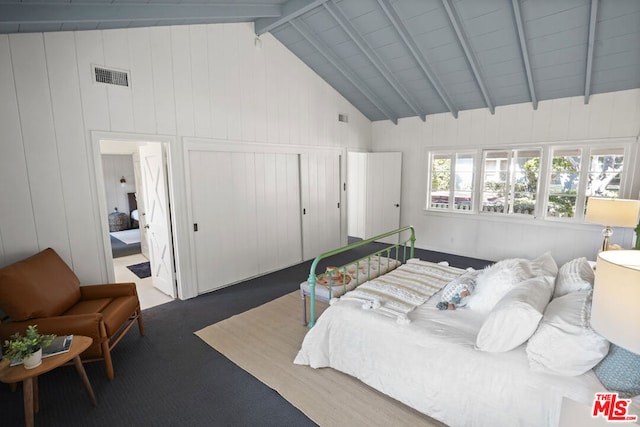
<box><xmin>585</xmin><ymin>198</ymin><xmax>640</xmax><ymax>251</ymax></box>
<box><xmin>591</xmin><ymin>250</ymin><xmax>640</xmax><ymax>397</ymax></box>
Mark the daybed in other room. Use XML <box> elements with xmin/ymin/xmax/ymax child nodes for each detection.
<box><xmin>295</xmin><ymin>228</ymin><xmax>638</xmax><ymax>426</ymax></box>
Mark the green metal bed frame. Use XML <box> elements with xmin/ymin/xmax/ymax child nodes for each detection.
<box><xmin>305</xmin><ymin>225</ymin><xmax>416</xmax><ymax>328</ymax></box>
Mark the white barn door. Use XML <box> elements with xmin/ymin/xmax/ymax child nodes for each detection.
<box><xmin>189</xmin><ymin>150</ymin><xmax>302</xmax><ymax>294</ymax></box>
<box><xmin>139</xmin><ymin>144</ymin><xmax>176</xmax><ymax>297</ymax></box>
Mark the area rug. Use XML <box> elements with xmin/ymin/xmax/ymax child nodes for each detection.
<box><xmin>194</xmin><ymin>292</ymin><xmax>443</xmax><ymax>427</ymax></box>
<box><xmin>127</xmin><ymin>261</ymin><xmax>151</xmax><ymax>279</ymax></box>
<box><xmin>110</xmin><ymin>228</ymin><xmax>141</xmax><ymax>245</ymax></box>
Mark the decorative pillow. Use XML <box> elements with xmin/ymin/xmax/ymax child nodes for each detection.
<box><xmin>593</xmin><ymin>344</ymin><xmax>640</xmax><ymax>398</ymax></box>
<box><xmin>526</xmin><ymin>290</ymin><xmax>609</xmax><ymax>376</ymax></box>
<box><xmin>437</xmin><ymin>269</ymin><xmax>480</xmax><ymax>310</ymax></box>
<box><xmin>475</xmin><ymin>275</ymin><xmax>554</xmax><ymax>352</ymax></box>
<box><xmin>553</xmin><ymin>257</ymin><xmax>594</xmax><ymax>299</ymax></box>
<box><xmin>530</xmin><ymin>251</ymin><xmax>558</xmax><ymax>278</ymax></box>
<box><xmin>465</xmin><ymin>258</ymin><xmax>535</xmax><ymax>313</ymax></box>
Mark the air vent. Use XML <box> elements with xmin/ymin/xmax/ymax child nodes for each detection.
<box><xmin>94</xmin><ymin>66</ymin><xmax>129</xmax><ymax>87</ymax></box>
<box><xmin>338</xmin><ymin>113</ymin><xmax>348</xmax><ymax>123</ymax></box>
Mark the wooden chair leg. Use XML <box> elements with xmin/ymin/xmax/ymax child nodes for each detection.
<box><xmin>99</xmin><ymin>322</ymin><xmax>115</xmax><ymax>381</ymax></box>
<box><xmin>136</xmin><ymin>308</ymin><xmax>145</xmax><ymax>336</ymax></box>
<box><xmin>102</xmin><ymin>343</ymin><xmax>114</xmax><ymax>381</ymax></box>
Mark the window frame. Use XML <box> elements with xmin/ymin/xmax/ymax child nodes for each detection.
<box><xmin>426</xmin><ymin>150</ymin><xmax>477</xmax><ymax>213</ymax></box>
<box><xmin>479</xmin><ymin>147</ymin><xmax>543</xmax><ymax>217</ymax></box>
<box><xmin>424</xmin><ymin>140</ymin><xmax>635</xmax><ymax>222</ymax></box>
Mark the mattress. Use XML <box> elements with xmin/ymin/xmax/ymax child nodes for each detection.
<box><xmin>294</xmin><ymin>288</ymin><xmax>606</xmax><ymax>427</ymax></box>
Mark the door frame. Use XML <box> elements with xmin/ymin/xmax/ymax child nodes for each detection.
<box><xmin>90</xmin><ymin>131</ymin><xmax>183</xmax><ymax>298</ymax></box>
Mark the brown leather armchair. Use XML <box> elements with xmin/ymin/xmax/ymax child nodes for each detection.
<box><xmin>0</xmin><ymin>248</ymin><xmax>144</xmax><ymax>380</ymax></box>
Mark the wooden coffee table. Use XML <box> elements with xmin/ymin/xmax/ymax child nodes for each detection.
<box><xmin>0</xmin><ymin>335</ymin><xmax>96</xmax><ymax>427</ymax></box>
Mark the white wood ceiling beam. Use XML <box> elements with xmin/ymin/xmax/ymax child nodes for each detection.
<box><xmin>255</xmin><ymin>0</ymin><xmax>328</xmax><ymax>36</ymax></box>
<box><xmin>584</xmin><ymin>0</ymin><xmax>599</xmax><ymax>104</ymax></box>
<box><xmin>324</xmin><ymin>1</ymin><xmax>426</xmax><ymax>121</ymax></box>
<box><xmin>377</xmin><ymin>0</ymin><xmax>458</xmax><ymax>118</ymax></box>
<box><xmin>441</xmin><ymin>0</ymin><xmax>495</xmax><ymax>114</ymax></box>
<box><xmin>511</xmin><ymin>0</ymin><xmax>538</xmax><ymax>110</ymax></box>
<box><xmin>290</xmin><ymin>17</ymin><xmax>398</xmax><ymax>124</ymax></box>
<box><xmin>0</xmin><ymin>3</ymin><xmax>281</xmax><ymax>25</ymax></box>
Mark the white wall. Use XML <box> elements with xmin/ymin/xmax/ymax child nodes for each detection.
<box><xmin>0</xmin><ymin>22</ymin><xmax>372</xmax><ymax>295</ymax></box>
<box><xmin>101</xmin><ymin>154</ymin><xmax>135</xmax><ymax>215</ymax></box>
<box><xmin>372</xmin><ymin>89</ymin><xmax>640</xmax><ymax>265</ymax></box>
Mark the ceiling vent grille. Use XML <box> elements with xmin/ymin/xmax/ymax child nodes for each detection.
<box><xmin>94</xmin><ymin>66</ymin><xmax>129</xmax><ymax>87</ymax></box>
<box><xmin>338</xmin><ymin>113</ymin><xmax>348</xmax><ymax>123</ymax></box>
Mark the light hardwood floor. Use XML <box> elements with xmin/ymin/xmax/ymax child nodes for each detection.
<box><xmin>112</xmin><ymin>253</ymin><xmax>174</xmax><ymax>310</ymax></box>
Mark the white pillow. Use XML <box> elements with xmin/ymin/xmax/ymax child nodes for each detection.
<box><xmin>476</xmin><ymin>276</ymin><xmax>554</xmax><ymax>352</ymax></box>
<box><xmin>526</xmin><ymin>290</ymin><xmax>609</xmax><ymax>376</ymax></box>
<box><xmin>466</xmin><ymin>258</ymin><xmax>535</xmax><ymax>313</ymax></box>
<box><xmin>530</xmin><ymin>251</ymin><xmax>558</xmax><ymax>278</ymax></box>
<box><xmin>554</xmin><ymin>257</ymin><xmax>594</xmax><ymax>298</ymax></box>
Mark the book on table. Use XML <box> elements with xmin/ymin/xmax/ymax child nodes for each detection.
<box><xmin>9</xmin><ymin>335</ymin><xmax>74</xmax><ymax>367</ymax></box>
<box><xmin>43</xmin><ymin>335</ymin><xmax>73</xmax><ymax>357</ymax></box>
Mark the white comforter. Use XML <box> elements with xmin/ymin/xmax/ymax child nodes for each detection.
<box><xmin>294</xmin><ymin>290</ymin><xmax>605</xmax><ymax>427</ymax></box>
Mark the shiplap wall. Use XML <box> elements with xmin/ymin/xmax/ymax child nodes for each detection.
<box><xmin>372</xmin><ymin>89</ymin><xmax>640</xmax><ymax>265</ymax></box>
<box><xmin>0</xmin><ymin>22</ymin><xmax>371</xmax><ymax>294</ymax></box>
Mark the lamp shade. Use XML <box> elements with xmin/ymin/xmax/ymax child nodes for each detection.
<box><xmin>585</xmin><ymin>198</ymin><xmax>640</xmax><ymax>227</ymax></box>
<box><xmin>591</xmin><ymin>250</ymin><xmax>640</xmax><ymax>354</ymax></box>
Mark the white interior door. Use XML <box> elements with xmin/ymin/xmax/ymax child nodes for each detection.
<box><xmin>366</xmin><ymin>152</ymin><xmax>402</xmax><ymax>244</ymax></box>
<box><xmin>139</xmin><ymin>143</ymin><xmax>176</xmax><ymax>298</ymax></box>
<box><xmin>301</xmin><ymin>151</ymin><xmax>342</xmax><ymax>260</ymax></box>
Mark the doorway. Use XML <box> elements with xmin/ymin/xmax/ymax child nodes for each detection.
<box><xmin>98</xmin><ymin>138</ymin><xmax>176</xmax><ymax>309</ymax></box>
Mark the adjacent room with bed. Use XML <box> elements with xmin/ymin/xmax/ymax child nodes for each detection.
<box><xmin>0</xmin><ymin>1</ymin><xmax>639</xmax><ymax>426</ymax></box>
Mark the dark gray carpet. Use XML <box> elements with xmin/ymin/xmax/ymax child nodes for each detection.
<box><xmin>0</xmin><ymin>243</ymin><xmax>490</xmax><ymax>426</ymax></box>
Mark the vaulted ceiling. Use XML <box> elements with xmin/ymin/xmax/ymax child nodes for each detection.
<box><xmin>1</xmin><ymin>0</ymin><xmax>639</xmax><ymax>123</ymax></box>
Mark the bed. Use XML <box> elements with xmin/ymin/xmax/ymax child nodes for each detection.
<box><xmin>294</xmin><ymin>226</ymin><xmax>635</xmax><ymax>426</ymax></box>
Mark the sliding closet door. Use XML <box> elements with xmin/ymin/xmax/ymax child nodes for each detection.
<box><xmin>300</xmin><ymin>151</ymin><xmax>342</xmax><ymax>260</ymax></box>
<box><xmin>254</xmin><ymin>153</ymin><xmax>302</xmax><ymax>272</ymax></box>
<box><xmin>189</xmin><ymin>150</ymin><xmax>301</xmax><ymax>294</ymax></box>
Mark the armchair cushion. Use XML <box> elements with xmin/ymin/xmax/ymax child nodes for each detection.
<box><xmin>0</xmin><ymin>248</ymin><xmax>81</xmax><ymax>320</ymax></box>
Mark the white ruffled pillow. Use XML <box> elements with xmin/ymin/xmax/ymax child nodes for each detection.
<box><xmin>475</xmin><ymin>275</ymin><xmax>554</xmax><ymax>352</ymax></box>
<box><xmin>553</xmin><ymin>257</ymin><xmax>594</xmax><ymax>298</ymax></box>
<box><xmin>526</xmin><ymin>290</ymin><xmax>609</xmax><ymax>376</ymax></box>
<box><xmin>465</xmin><ymin>258</ymin><xmax>535</xmax><ymax>313</ymax></box>
<box><xmin>530</xmin><ymin>251</ymin><xmax>558</xmax><ymax>278</ymax></box>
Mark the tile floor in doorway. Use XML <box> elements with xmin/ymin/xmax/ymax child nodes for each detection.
<box><xmin>113</xmin><ymin>253</ymin><xmax>174</xmax><ymax>310</ymax></box>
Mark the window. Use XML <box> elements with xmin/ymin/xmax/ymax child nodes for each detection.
<box><xmin>547</xmin><ymin>148</ymin><xmax>581</xmax><ymax>218</ymax></box>
<box><xmin>428</xmin><ymin>152</ymin><xmax>475</xmax><ymax>212</ymax></box>
<box><xmin>481</xmin><ymin>149</ymin><xmax>541</xmax><ymax>216</ymax></box>
<box><xmin>545</xmin><ymin>147</ymin><xmax>625</xmax><ymax>219</ymax></box>
<box><xmin>425</xmin><ymin>142</ymin><xmax>630</xmax><ymax>222</ymax></box>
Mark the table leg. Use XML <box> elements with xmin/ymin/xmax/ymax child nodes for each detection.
<box><xmin>33</xmin><ymin>376</ymin><xmax>39</xmax><ymax>413</ymax></box>
<box><xmin>72</xmin><ymin>356</ymin><xmax>97</xmax><ymax>406</ymax></box>
<box><xmin>22</xmin><ymin>377</ymin><xmax>34</xmax><ymax>427</ymax></box>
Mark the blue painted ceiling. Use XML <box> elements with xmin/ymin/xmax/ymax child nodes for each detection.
<box><xmin>1</xmin><ymin>0</ymin><xmax>638</xmax><ymax>123</ymax></box>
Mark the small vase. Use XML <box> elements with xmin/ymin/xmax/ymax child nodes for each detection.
<box><xmin>23</xmin><ymin>348</ymin><xmax>42</xmax><ymax>369</ymax></box>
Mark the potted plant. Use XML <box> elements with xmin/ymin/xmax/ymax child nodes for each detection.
<box><xmin>3</xmin><ymin>325</ymin><xmax>56</xmax><ymax>369</ymax></box>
